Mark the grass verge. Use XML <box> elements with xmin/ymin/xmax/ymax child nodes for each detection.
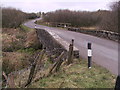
<box><xmin>20</xmin><ymin>24</ymin><xmax>34</xmax><ymax>32</ymax></box>
<box><xmin>29</xmin><ymin>59</ymin><xmax>116</xmax><ymax>88</ymax></box>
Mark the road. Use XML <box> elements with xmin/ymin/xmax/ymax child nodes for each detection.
<box><xmin>24</xmin><ymin>18</ymin><xmax>119</xmax><ymax>75</ymax></box>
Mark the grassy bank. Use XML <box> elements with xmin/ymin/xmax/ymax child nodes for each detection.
<box><xmin>20</xmin><ymin>24</ymin><xmax>33</xmax><ymax>32</ymax></box>
<box><xmin>29</xmin><ymin>59</ymin><xmax>116</xmax><ymax>88</ymax></box>
<box><xmin>2</xmin><ymin>25</ymin><xmax>117</xmax><ymax>88</ymax></box>
<box><xmin>2</xmin><ymin>26</ymin><xmax>41</xmax><ymax>75</ymax></box>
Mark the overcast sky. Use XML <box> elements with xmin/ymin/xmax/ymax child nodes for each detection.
<box><xmin>1</xmin><ymin>0</ymin><xmax>117</xmax><ymax>13</ymax></box>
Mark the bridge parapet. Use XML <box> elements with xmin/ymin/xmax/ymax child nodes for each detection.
<box><xmin>36</xmin><ymin>28</ymin><xmax>79</xmax><ymax>58</ymax></box>
<box><xmin>68</xmin><ymin>27</ymin><xmax>119</xmax><ymax>42</ymax></box>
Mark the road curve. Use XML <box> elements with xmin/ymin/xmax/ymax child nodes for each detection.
<box><xmin>24</xmin><ymin>19</ymin><xmax>119</xmax><ymax>75</ymax></box>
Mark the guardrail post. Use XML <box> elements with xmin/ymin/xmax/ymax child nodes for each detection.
<box><xmin>48</xmin><ymin>51</ymin><xmax>65</xmax><ymax>75</ymax></box>
<box><xmin>88</xmin><ymin>42</ymin><xmax>92</xmax><ymax>68</ymax></box>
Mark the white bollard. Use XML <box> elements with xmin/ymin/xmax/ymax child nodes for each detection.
<box><xmin>88</xmin><ymin>42</ymin><xmax>92</xmax><ymax>68</ymax></box>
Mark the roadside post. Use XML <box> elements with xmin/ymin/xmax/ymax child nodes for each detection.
<box><xmin>67</xmin><ymin>39</ymin><xmax>74</xmax><ymax>65</ymax></box>
<box><xmin>88</xmin><ymin>42</ymin><xmax>92</xmax><ymax>68</ymax></box>
<box><xmin>115</xmin><ymin>75</ymin><xmax>120</xmax><ymax>89</ymax></box>
<box><xmin>35</xmin><ymin>24</ymin><xmax>37</xmax><ymax>29</ymax></box>
<box><xmin>115</xmin><ymin>42</ymin><xmax>120</xmax><ymax>90</ymax></box>
<box><xmin>72</xmin><ymin>39</ymin><xmax>74</xmax><ymax>46</ymax></box>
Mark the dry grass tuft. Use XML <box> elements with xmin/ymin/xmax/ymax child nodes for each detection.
<box><xmin>25</xmin><ymin>30</ymin><xmax>41</xmax><ymax>49</ymax></box>
<box><xmin>2</xmin><ymin>52</ymin><xmax>30</xmax><ymax>74</ymax></box>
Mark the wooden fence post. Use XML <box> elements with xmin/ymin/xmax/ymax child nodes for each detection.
<box><xmin>67</xmin><ymin>39</ymin><xmax>74</xmax><ymax>65</ymax></box>
<box><xmin>48</xmin><ymin>51</ymin><xmax>65</xmax><ymax>75</ymax></box>
<box><xmin>25</xmin><ymin>63</ymin><xmax>36</xmax><ymax>87</ymax></box>
<box><xmin>72</xmin><ymin>39</ymin><xmax>74</xmax><ymax>46</ymax></box>
<box><xmin>8</xmin><ymin>74</ymin><xmax>15</xmax><ymax>88</ymax></box>
<box><xmin>2</xmin><ymin>71</ymin><xmax>8</xmax><ymax>87</ymax></box>
<box><xmin>54</xmin><ymin>58</ymin><xmax>64</xmax><ymax>72</ymax></box>
<box><xmin>2</xmin><ymin>71</ymin><xmax>8</xmax><ymax>82</ymax></box>
<box><xmin>34</xmin><ymin>49</ymin><xmax>45</xmax><ymax>78</ymax></box>
<box><xmin>25</xmin><ymin>50</ymin><xmax>45</xmax><ymax>87</ymax></box>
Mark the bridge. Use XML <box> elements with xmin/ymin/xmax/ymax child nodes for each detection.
<box><xmin>24</xmin><ymin>18</ymin><xmax>119</xmax><ymax>75</ymax></box>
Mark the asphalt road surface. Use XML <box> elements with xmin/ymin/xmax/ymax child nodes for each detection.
<box><xmin>24</xmin><ymin>18</ymin><xmax>119</xmax><ymax>75</ymax></box>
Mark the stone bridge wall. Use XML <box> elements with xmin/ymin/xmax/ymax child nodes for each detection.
<box><xmin>68</xmin><ymin>27</ymin><xmax>119</xmax><ymax>42</ymax></box>
<box><xmin>36</xmin><ymin>29</ymin><xmax>67</xmax><ymax>57</ymax></box>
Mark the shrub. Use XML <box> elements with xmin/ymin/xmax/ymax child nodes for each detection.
<box><xmin>2</xmin><ymin>7</ymin><xmax>37</xmax><ymax>28</ymax></box>
<box><xmin>43</xmin><ymin>9</ymin><xmax>100</xmax><ymax>27</ymax></box>
<box><xmin>98</xmin><ymin>2</ymin><xmax>119</xmax><ymax>33</ymax></box>
<box><xmin>2</xmin><ymin>7</ymin><xmax>27</xmax><ymax>28</ymax></box>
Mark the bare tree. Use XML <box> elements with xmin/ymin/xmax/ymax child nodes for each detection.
<box><xmin>43</xmin><ymin>9</ymin><xmax>100</xmax><ymax>27</ymax></box>
<box><xmin>2</xmin><ymin>7</ymin><xmax>37</xmax><ymax>28</ymax></box>
<box><xmin>99</xmin><ymin>2</ymin><xmax>119</xmax><ymax>32</ymax></box>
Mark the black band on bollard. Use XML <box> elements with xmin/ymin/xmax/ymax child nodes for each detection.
<box><xmin>88</xmin><ymin>43</ymin><xmax>91</xmax><ymax>49</ymax></box>
<box><xmin>115</xmin><ymin>75</ymin><xmax>120</xmax><ymax>90</ymax></box>
<box><xmin>88</xmin><ymin>57</ymin><xmax>91</xmax><ymax>68</ymax></box>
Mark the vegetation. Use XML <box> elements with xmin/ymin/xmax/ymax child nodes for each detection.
<box><xmin>2</xmin><ymin>7</ymin><xmax>37</xmax><ymax>28</ymax></box>
<box><xmin>2</xmin><ymin>7</ymin><xmax>27</xmax><ymax>28</ymax></box>
<box><xmin>2</xmin><ymin>2</ymin><xmax>119</xmax><ymax>88</ymax></box>
<box><xmin>27</xmin><ymin>13</ymin><xmax>38</xmax><ymax>19</ymax></box>
<box><xmin>2</xmin><ymin>27</ymin><xmax>41</xmax><ymax>75</ymax></box>
<box><xmin>98</xmin><ymin>2</ymin><xmax>119</xmax><ymax>33</ymax></box>
<box><xmin>2</xmin><ymin>6</ymin><xmax>39</xmax><ymax>75</ymax></box>
<box><xmin>43</xmin><ymin>9</ymin><xmax>100</xmax><ymax>27</ymax></box>
<box><xmin>2</xmin><ymin>52</ymin><xmax>31</xmax><ymax>74</ymax></box>
<box><xmin>2</xmin><ymin>28</ymin><xmax>26</xmax><ymax>52</ymax></box>
<box><xmin>20</xmin><ymin>24</ymin><xmax>33</xmax><ymax>32</ymax></box>
<box><xmin>43</xmin><ymin>2</ymin><xmax>119</xmax><ymax>33</ymax></box>
<box><xmin>29</xmin><ymin>59</ymin><xmax>116</xmax><ymax>88</ymax></box>
<box><xmin>2</xmin><ymin>8</ymin><xmax>53</xmax><ymax>86</ymax></box>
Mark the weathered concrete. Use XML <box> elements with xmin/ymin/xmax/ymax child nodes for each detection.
<box><xmin>36</xmin><ymin>28</ymin><xmax>79</xmax><ymax>58</ymax></box>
